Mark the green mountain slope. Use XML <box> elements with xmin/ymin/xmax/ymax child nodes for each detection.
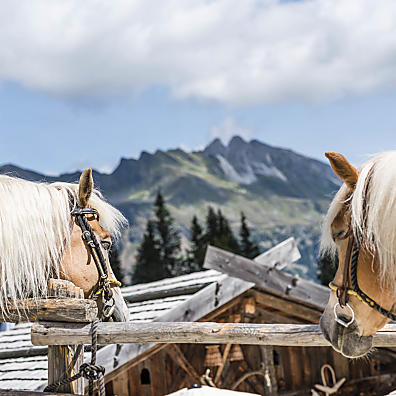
<box><xmin>0</xmin><ymin>136</ymin><xmax>339</xmax><ymax>281</ymax></box>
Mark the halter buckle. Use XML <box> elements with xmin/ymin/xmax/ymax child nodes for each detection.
<box><xmin>334</xmin><ymin>302</ymin><xmax>355</xmax><ymax>328</ymax></box>
<box><xmin>102</xmin><ymin>297</ymin><xmax>116</xmax><ymax>319</ymax></box>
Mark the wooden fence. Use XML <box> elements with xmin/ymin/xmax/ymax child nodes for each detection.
<box><xmin>31</xmin><ymin>321</ymin><xmax>396</xmax><ymax>347</ymax></box>
<box><xmin>3</xmin><ymin>238</ymin><xmax>395</xmax><ymax>395</ymax></box>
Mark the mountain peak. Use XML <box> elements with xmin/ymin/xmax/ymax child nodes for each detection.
<box><xmin>139</xmin><ymin>151</ymin><xmax>153</xmax><ymax>160</ymax></box>
<box><xmin>204</xmin><ymin>138</ymin><xmax>226</xmax><ymax>156</ymax></box>
<box><xmin>228</xmin><ymin>135</ymin><xmax>248</xmax><ymax>150</ymax></box>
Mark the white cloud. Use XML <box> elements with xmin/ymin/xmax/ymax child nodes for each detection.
<box><xmin>1</xmin><ymin>0</ymin><xmax>396</xmax><ymax>105</ymax></box>
<box><xmin>211</xmin><ymin>117</ymin><xmax>252</xmax><ymax>144</ymax></box>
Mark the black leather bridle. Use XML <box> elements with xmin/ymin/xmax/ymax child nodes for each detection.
<box><xmin>329</xmin><ymin>233</ymin><xmax>396</xmax><ymax>326</ymax></box>
<box><xmin>71</xmin><ymin>205</ymin><xmax>121</xmax><ymax>320</ymax></box>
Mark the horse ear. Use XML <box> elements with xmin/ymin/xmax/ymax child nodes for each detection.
<box><xmin>78</xmin><ymin>168</ymin><xmax>93</xmax><ymax>207</ymax></box>
<box><xmin>325</xmin><ymin>152</ymin><xmax>358</xmax><ymax>189</ymax></box>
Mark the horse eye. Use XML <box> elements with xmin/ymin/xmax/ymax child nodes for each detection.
<box><xmin>332</xmin><ymin>230</ymin><xmax>346</xmax><ymax>241</ymax></box>
<box><xmin>101</xmin><ymin>241</ymin><xmax>112</xmax><ymax>250</ymax></box>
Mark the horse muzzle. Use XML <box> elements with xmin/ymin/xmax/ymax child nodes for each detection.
<box><xmin>320</xmin><ymin>308</ymin><xmax>373</xmax><ymax>358</ymax></box>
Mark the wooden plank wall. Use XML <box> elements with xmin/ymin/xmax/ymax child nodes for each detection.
<box><xmin>102</xmin><ymin>291</ymin><xmax>396</xmax><ymax>395</ymax></box>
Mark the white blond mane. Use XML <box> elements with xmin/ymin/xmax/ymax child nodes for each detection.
<box><xmin>321</xmin><ymin>151</ymin><xmax>396</xmax><ymax>291</ymax></box>
<box><xmin>0</xmin><ymin>175</ymin><xmax>127</xmax><ymax>310</ymax></box>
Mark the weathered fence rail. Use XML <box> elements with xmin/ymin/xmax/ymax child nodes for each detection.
<box><xmin>0</xmin><ymin>279</ymin><xmax>97</xmax><ymax>323</ymax></box>
<box><xmin>0</xmin><ymin>298</ymin><xmax>97</xmax><ymax>323</ymax></box>
<box><xmin>31</xmin><ymin>322</ymin><xmax>396</xmax><ymax>347</ymax></box>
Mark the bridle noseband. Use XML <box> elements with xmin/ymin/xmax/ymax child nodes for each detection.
<box><xmin>329</xmin><ymin>172</ymin><xmax>396</xmax><ymax>326</ymax></box>
<box><xmin>71</xmin><ymin>205</ymin><xmax>121</xmax><ymax>320</ymax></box>
<box><xmin>329</xmin><ymin>232</ymin><xmax>396</xmax><ymax>326</ymax></box>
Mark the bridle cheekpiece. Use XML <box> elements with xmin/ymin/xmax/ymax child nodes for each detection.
<box><xmin>71</xmin><ymin>205</ymin><xmax>121</xmax><ymax>320</ymax></box>
<box><xmin>329</xmin><ymin>166</ymin><xmax>396</xmax><ymax>327</ymax></box>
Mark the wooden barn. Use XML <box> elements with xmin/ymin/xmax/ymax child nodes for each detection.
<box><xmin>1</xmin><ymin>238</ymin><xmax>396</xmax><ymax>395</ymax></box>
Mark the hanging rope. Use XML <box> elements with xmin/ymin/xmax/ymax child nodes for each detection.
<box><xmin>231</xmin><ymin>370</ymin><xmax>267</xmax><ymax>391</ymax></box>
<box><xmin>200</xmin><ymin>369</ymin><xmax>217</xmax><ymax>387</ymax></box>
<box><xmin>44</xmin><ymin>319</ymin><xmax>105</xmax><ymax>396</ymax></box>
<box><xmin>312</xmin><ymin>364</ymin><xmax>346</xmax><ymax>396</ymax></box>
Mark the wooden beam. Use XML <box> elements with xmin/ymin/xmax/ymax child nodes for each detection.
<box><xmin>48</xmin><ymin>279</ymin><xmax>84</xmax><ymax>298</ymax></box>
<box><xmin>96</xmin><ymin>275</ymin><xmax>253</xmax><ymax>378</ymax></box>
<box><xmin>0</xmin><ymin>346</ymin><xmax>48</xmax><ymax>359</ymax></box>
<box><xmin>201</xmin><ymin>296</ymin><xmax>244</xmax><ymax>322</ymax></box>
<box><xmin>47</xmin><ymin>280</ymin><xmax>84</xmax><ymax>395</ymax></box>
<box><xmin>260</xmin><ymin>346</ymin><xmax>278</xmax><ymax>396</ymax></box>
<box><xmin>166</xmin><ymin>344</ymin><xmax>201</xmax><ymax>382</ymax></box>
<box><xmin>243</xmin><ymin>296</ymin><xmax>256</xmax><ymax>321</ymax></box>
<box><xmin>256</xmin><ymin>307</ymin><xmax>304</xmax><ymax>325</ymax></box>
<box><xmin>204</xmin><ymin>245</ymin><xmax>329</xmax><ymax>308</ymax></box>
<box><xmin>48</xmin><ymin>345</ymin><xmax>83</xmax><ymax>395</ymax></box>
<box><xmin>31</xmin><ymin>322</ymin><xmax>396</xmax><ymax>347</ymax></box>
<box><xmin>123</xmin><ymin>283</ymin><xmax>209</xmax><ymax>303</ymax></box>
<box><xmin>254</xmin><ymin>237</ymin><xmax>300</xmax><ymax>270</ymax></box>
<box><xmin>103</xmin><ymin>296</ymin><xmax>246</xmax><ymax>388</ymax></box>
<box><xmin>214</xmin><ymin>343</ymin><xmax>232</xmax><ymax>385</ymax></box>
<box><xmin>253</xmin><ymin>290</ymin><xmax>322</xmax><ymax>323</ymax></box>
<box><xmin>0</xmin><ymin>298</ymin><xmax>97</xmax><ymax>323</ymax></box>
<box><xmin>111</xmin><ymin>369</ymin><xmax>129</xmax><ymax>396</ymax></box>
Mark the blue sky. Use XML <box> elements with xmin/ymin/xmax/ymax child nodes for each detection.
<box><xmin>1</xmin><ymin>1</ymin><xmax>396</xmax><ymax>175</ymax></box>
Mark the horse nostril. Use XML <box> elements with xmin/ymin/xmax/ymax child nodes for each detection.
<box><xmin>319</xmin><ymin>317</ymin><xmax>331</xmax><ymax>342</ymax></box>
<box><xmin>333</xmin><ymin>302</ymin><xmax>355</xmax><ymax>328</ymax></box>
<box><xmin>321</xmin><ymin>326</ymin><xmax>331</xmax><ymax>342</ymax></box>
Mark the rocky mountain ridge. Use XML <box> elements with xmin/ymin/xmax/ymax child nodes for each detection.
<box><xmin>0</xmin><ymin>136</ymin><xmax>339</xmax><ymax>281</ymax></box>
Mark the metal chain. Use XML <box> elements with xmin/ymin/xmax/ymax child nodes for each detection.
<box><xmin>44</xmin><ymin>319</ymin><xmax>105</xmax><ymax>396</ymax></box>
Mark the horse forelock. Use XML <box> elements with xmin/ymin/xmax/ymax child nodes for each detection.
<box><xmin>321</xmin><ymin>151</ymin><xmax>396</xmax><ymax>292</ymax></box>
<box><xmin>0</xmin><ymin>175</ymin><xmax>127</xmax><ymax>309</ymax></box>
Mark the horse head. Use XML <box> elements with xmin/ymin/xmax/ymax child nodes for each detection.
<box><xmin>320</xmin><ymin>152</ymin><xmax>396</xmax><ymax>357</ymax></box>
<box><xmin>0</xmin><ymin>170</ymin><xmax>129</xmax><ymax>322</ymax></box>
<box><xmin>61</xmin><ymin>169</ymin><xmax>130</xmax><ymax>322</ymax></box>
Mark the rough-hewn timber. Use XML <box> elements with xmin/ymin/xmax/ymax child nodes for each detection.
<box><xmin>47</xmin><ymin>279</ymin><xmax>85</xmax><ymax>395</ymax></box>
<box><xmin>0</xmin><ymin>298</ymin><xmax>97</xmax><ymax>323</ymax></box>
<box><xmin>204</xmin><ymin>245</ymin><xmax>329</xmax><ymax>308</ymax></box>
<box><xmin>31</xmin><ymin>322</ymin><xmax>396</xmax><ymax>347</ymax></box>
<box><xmin>254</xmin><ymin>237</ymin><xmax>300</xmax><ymax>269</ymax></box>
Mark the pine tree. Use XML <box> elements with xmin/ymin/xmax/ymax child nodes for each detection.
<box><xmin>317</xmin><ymin>251</ymin><xmax>338</xmax><ymax>286</ymax></box>
<box><xmin>189</xmin><ymin>215</ymin><xmax>207</xmax><ymax>270</ymax></box>
<box><xmin>109</xmin><ymin>245</ymin><xmax>123</xmax><ymax>284</ymax></box>
<box><xmin>154</xmin><ymin>191</ymin><xmax>181</xmax><ymax>276</ymax></box>
<box><xmin>132</xmin><ymin>220</ymin><xmax>163</xmax><ymax>284</ymax></box>
<box><xmin>239</xmin><ymin>212</ymin><xmax>260</xmax><ymax>259</ymax></box>
<box><xmin>206</xmin><ymin>206</ymin><xmax>218</xmax><ymax>245</ymax></box>
<box><xmin>204</xmin><ymin>207</ymin><xmax>239</xmax><ymax>255</ymax></box>
<box><xmin>215</xmin><ymin>209</ymin><xmax>240</xmax><ymax>254</ymax></box>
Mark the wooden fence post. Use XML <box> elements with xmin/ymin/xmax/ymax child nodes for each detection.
<box><xmin>260</xmin><ymin>346</ymin><xmax>278</xmax><ymax>396</ymax></box>
<box><xmin>47</xmin><ymin>279</ymin><xmax>85</xmax><ymax>395</ymax></box>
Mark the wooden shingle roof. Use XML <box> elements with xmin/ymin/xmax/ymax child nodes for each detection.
<box><xmin>0</xmin><ymin>238</ymin><xmax>326</xmax><ymax>392</ymax></box>
<box><xmin>0</xmin><ymin>270</ymin><xmax>230</xmax><ymax>391</ymax></box>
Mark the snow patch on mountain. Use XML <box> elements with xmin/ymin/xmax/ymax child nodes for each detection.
<box><xmin>216</xmin><ymin>154</ymin><xmax>287</xmax><ymax>184</ymax></box>
<box><xmin>251</xmin><ymin>160</ymin><xmax>287</xmax><ymax>182</ymax></box>
<box><xmin>216</xmin><ymin>155</ymin><xmax>257</xmax><ymax>184</ymax></box>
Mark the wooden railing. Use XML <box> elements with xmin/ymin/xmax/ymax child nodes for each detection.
<box><xmin>31</xmin><ymin>321</ymin><xmax>396</xmax><ymax>347</ymax></box>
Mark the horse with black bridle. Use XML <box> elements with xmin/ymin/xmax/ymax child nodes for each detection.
<box><xmin>0</xmin><ymin>169</ymin><xmax>129</xmax><ymax>322</ymax></box>
<box><xmin>321</xmin><ymin>151</ymin><xmax>396</xmax><ymax>357</ymax></box>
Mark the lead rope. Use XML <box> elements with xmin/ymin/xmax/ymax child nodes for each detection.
<box><xmin>89</xmin><ymin>319</ymin><xmax>105</xmax><ymax>396</ymax></box>
<box><xmin>44</xmin><ymin>319</ymin><xmax>105</xmax><ymax>396</ymax></box>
